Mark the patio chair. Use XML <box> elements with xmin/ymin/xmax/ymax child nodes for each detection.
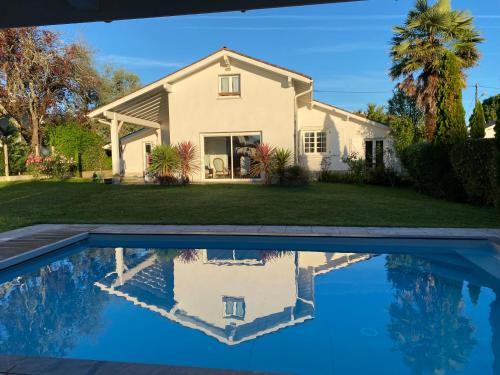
<box><xmin>213</xmin><ymin>158</ymin><xmax>228</xmax><ymax>177</ymax></box>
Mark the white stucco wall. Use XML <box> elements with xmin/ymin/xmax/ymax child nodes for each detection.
<box><xmin>120</xmin><ymin>129</ymin><xmax>161</xmax><ymax>177</ymax></box>
<box><xmin>485</xmin><ymin>125</ymin><xmax>496</xmax><ymax>139</ymax></box>
<box><xmin>172</xmin><ymin>250</ymin><xmax>297</xmax><ymax>328</ymax></box>
<box><xmin>165</xmin><ymin>59</ymin><xmax>296</xmax><ymax>181</ymax></box>
<box><xmin>297</xmin><ymin>103</ymin><xmax>392</xmax><ymax>171</ymax></box>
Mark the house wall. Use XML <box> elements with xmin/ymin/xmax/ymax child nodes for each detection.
<box><xmin>121</xmin><ymin>130</ymin><xmax>161</xmax><ymax>177</ymax></box>
<box><xmin>485</xmin><ymin>126</ymin><xmax>496</xmax><ymax>139</ymax></box>
<box><xmin>172</xmin><ymin>250</ymin><xmax>297</xmax><ymax>329</ymax></box>
<box><xmin>166</xmin><ymin>59</ymin><xmax>296</xmax><ymax>181</ymax></box>
<box><xmin>297</xmin><ymin>104</ymin><xmax>392</xmax><ymax>171</ymax></box>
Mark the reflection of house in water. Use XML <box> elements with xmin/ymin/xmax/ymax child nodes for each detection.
<box><xmin>95</xmin><ymin>249</ymin><xmax>372</xmax><ymax>345</ymax></box>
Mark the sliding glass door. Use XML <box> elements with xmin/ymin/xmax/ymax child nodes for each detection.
<box><xmin>203</xmin><ymin>133</ymin><xmax>261</xmax><ymax>180</ymax></box>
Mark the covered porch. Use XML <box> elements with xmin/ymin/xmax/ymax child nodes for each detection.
<box><xmin>88</xmin><ymin>84</ymin><xmax>171</xmax><ymax>180</ymax></box>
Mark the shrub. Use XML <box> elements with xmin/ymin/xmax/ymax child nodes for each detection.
<box><xmin>25</xmin><ymin>153</ymin><xmax>74</xmax><ymax>179</ymax></box>
<box><xmin>0</xmin><ymin>141</ymin><xmax>29</xmax><ymax>176</ymax></box>
<box><xmin>450</xmin><ymin>139</ymin><xmax>496</xmax><ymax>205</ymax></box>
<box><xmin>43</xmin><ymin>154</ymin><xmax>75</xmax><ymax>179</ymax></box>
<box><xmin>47</xmin><ymin>123</ymin><xmax>108</xmax><ymax>173</ymax></box>
<box><xmin>366</xmin><ymin>166</ymin><xmax>402</xmax><ymax>187</ymax></box>
<box><xmin>250</xmin><ymin>143</ymin><xmax>275</xmax><ymax>185</ymax></box>
<box><xmin>318</xmin><ymin>170</ymin><xmax>350</xmax><ymax>183</ymax></box>
<box><xmin>149</xmin><ymin>145</ymin><xmax>180</xmax><ymax>185</ymax></box>
<box><xmin>342</xmin><ymin>152</ymin><xmax>366</xmax><ymax>184</ymax></box>
<box><xmin>282</xmin><ymin>165</ymin><xmax>310</xmax><ymax>186</ymax></box>
<box><xmin>401</xmin><ymin>143</ymin><xmax>465</xmax><ymax>201</ymax></box>
<box><xmin>271</xmin><ymin>147</ymin><xmax>293</xmax><ymax>185</ymax></box>
<box><xmin>176</xmin><ymin>141</ymin><xmax>200</xmax><ymax>185</ymax></box>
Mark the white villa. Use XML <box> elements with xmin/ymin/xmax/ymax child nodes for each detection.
<box><xmin>95</xmin><ymin>248</ymin><xmax>372</xmax><ymax>345</ymax></box>
<box><xmin>89</xmin><ymin>48</ymin><xmax>392</xmax><ymax>182</ymax></box>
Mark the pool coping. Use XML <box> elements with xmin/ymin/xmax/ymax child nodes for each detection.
<box><xmin>1</xmin><ymin>223</ymin><xmax>499</xmax><ymax>374</ymax></box>
<box><xmin>0</xmin><ymin>354</ymin><xmax>281</xmax><ymax>375</ymax></box>
<box><xmin>1</xmin><ymin>224</ymin><xmax>499</xmax><ymax>273</ymax></box>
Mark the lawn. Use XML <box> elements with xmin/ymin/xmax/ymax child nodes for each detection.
<box><xmin>0</xmin><ymin>180</ymin><xmax>498</xmax><ymax>232</ymax></box>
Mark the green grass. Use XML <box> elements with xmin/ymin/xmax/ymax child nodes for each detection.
<box><xmin>0</xmin><ymin>180</ymin><xmax>498</xmax><ymax>232</ymax></box>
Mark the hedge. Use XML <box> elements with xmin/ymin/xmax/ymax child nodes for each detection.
<box><xmin>450</xmin><ymin>139</ymin><xmax>496</xmax><ymax>205</ymax></box>
<box><xmin>47</xmin><ymin>123</ymin><xmax>108</xmax><ymax>172</ymax></box>
<box><xmin>400</xmin><ymin>143</ymin><xmax>465</xmax><ymax>201</ymax></box>
<box><xmin>401</xmin><ymin>140</ymin><xmax>497</xmax><ymax>205</ymax></box>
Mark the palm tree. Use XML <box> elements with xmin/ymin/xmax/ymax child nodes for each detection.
<box><xmin>390</xmin><ymin>0</ymin><xmax>482</xmax><ymax>141</ymax></box>
<box><xmin>0</xmin><ymin>119</ymin><xmax>18</xmax><ymax>177</ymax></box>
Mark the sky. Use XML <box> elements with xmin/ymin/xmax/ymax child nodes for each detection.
<box><xmin>54</xmin><ymin>0</ymin><xmax>500</xmax><ymax>118</ymax></box>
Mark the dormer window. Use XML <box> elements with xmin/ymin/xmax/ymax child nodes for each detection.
<box><xmin>219</xmin><ymin>75</ymin><xmax>240</xmax><ymax>96</ymax></box>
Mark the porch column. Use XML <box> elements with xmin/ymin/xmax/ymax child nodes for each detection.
<box><xmin>115</xmin><ymin>247</ymin><xmax>125</xmax><ymax>287</ymax></box>
<box><xmin>110</xmin><ymin>116</ymin><xmax>120</xmax><ymax>178</ymax></box>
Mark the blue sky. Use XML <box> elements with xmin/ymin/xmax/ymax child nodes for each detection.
<box><xmin>54</xmin><ymin>0</ymin><xmax>500</xmax><ymax>117</ymax></box>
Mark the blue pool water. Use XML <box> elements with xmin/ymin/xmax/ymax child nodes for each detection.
<box><xmin>0</xmin><ymin>235</ymin><xmax>499</xmax><ymax>375</ymax></box>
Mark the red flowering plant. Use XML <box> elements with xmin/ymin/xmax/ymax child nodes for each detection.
<box><xmin>25</xmin><ymin>153</ymin><xmax>75</xmax><ymax>179</ymax></box>
<box><xmin>25</xmin><ymin>154</ymin><xmax>45</xmax><ymax>178</ymax></box>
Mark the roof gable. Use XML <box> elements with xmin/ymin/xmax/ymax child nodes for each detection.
<box><xmin>88</xmin><ymin>47</ymin><xmax>311</xmax><ymax>120</ymax></box>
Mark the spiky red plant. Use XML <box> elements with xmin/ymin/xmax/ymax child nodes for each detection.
<box><xmin>176</xmin><ymin>141</ymin><xmax>200</xmax><ymax>184</ymax></box>
<box><xmin>249</xmin><ymin>143</ymin><xmax>275</xmax><ymax>184</ymax></box>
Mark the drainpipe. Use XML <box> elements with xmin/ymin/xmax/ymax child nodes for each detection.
<box><xmin>294</xmin><ymin>82</ymin><xmax>313</xmax><ymax>164</ymax></box>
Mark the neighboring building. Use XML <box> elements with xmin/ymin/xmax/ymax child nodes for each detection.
<box><xmin>95</xmin><ymin>248</ymin><xmax>373</xmax><ymax>345</ymax></box>
<box><xmin>90</xmin><ymin>48</ymin><xmax>392</xmax><ymax>181</ymax></box>
<box><xmin>485</xmin><ymin>121</ymin><xmax>496</xmax><ymax>139</ymax></box>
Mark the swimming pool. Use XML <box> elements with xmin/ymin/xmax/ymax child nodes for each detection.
<box><xmin>0</xmin><ymin>234</ymin><xmax>498</xmax><ymax>374</ymax></box>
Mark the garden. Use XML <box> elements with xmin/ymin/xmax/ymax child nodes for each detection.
<box><xmin>0</xmin><ymin>0</ymin><xmax>499</xmax><ymax>231</ymax></box>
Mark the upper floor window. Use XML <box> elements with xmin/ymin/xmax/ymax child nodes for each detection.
<box><xmin>304</xmin><ymin>131</ymin><xmax>327</xmax><ymax>154</ymax></box>
<box><xmin>219</xmin><ymin>75</ymin><xmax>240</xmax><ymax>96</ymax></box>
<box><xmin>223</xmin><ymin>296</ymin><xmax>245</xmax><ymax>320</ymax></box>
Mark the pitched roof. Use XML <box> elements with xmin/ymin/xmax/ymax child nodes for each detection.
<box><xmin>312</xmin><ymin>99</ymin><xmax>390</xmax><ymax>129</ymax></box>
<box><xmin>88</xmin><ymin>47</ymin><xmax>312</xmax><ymax>120</ymax></box>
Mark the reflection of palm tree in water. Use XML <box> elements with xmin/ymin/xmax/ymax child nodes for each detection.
<box><xmin>386</xmin><ymin>255</ymin><xmax>476</xmax><ymax>374</ymax></box>
<box><xmin>491</xmin><ymin>294</ymin><xmax>500</xmax><ymax>375</ymax></box>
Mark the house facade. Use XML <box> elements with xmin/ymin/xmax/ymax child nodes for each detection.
<box><xmin>89</xmin><ymin>48</ymin><xmax>392</xmax><ymax>181</ymax></box>
<box><xmin>95</xmin><ymin>247</ymin><xmax>373</xmax><ymax>345</ymax></box>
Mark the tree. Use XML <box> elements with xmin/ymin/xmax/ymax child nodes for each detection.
<box><xmin>357</xmin><ymin>103</ymin><xmax>389</xmax><ymax>124</ymax></box>
<box><xmin>96</xmin><ymin>66</ymin><xmax>141</xmax><ymax>106</ymax></box>
<box><xmin>390</xmin><ymin>0</ymin><xmax>482</xmax><ymax>141</ymax></box>
<box><xmin>91</xmin><ymin>66</ymin><xmax>142</xmax><ymax>139</ymax></box>
<box><xmin>0</xmin><ymin>117</ymin><xmax>17</xmax><ymax>176</ymax></box>
<box><xmin>387</xmin><ymin>88</ymin><xmax>425</xmax><ymax>155</ymax></box>
<box><xmin>386</xmin><ymin>254</ymin><xmax>476</xmax><ymax>374</ymax></box>
<box><xmin>0</xmin><ymin>28</ymin><xmax>98</xmax><ymax>155</ymax></box>
<box><xmin>435</xmin><ymin>52</ymin><xmax>468</xmax><ymax>145</ymax></box>
<box><xmin>469</xmin><ymin>99</ymin><xmax>486</xmax><ymax>138</ymax></box>
<box><xmin>481</xmin><ymin>94</ymin><xmax>500</xmax><ymax>124</ymax></box>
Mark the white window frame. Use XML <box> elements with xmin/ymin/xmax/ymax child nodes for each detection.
<box><xmin>303</xmin><ymin>130</ymin><xmax>327</xmax><ymax>155</ymax></box>
<box><xmin>218</xmin><ymin>74</ymin><xmax>240</xmax><ymax>96</ymax></box>
<box><xmin>200</xmin><ymin>131</ymin><xmax>262</xmax><ymax>182</ymax></box>
<box><xmin>222</xmin><ymin>296</ymin><xmax>245</xmax><ymax>319</ymax></box>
